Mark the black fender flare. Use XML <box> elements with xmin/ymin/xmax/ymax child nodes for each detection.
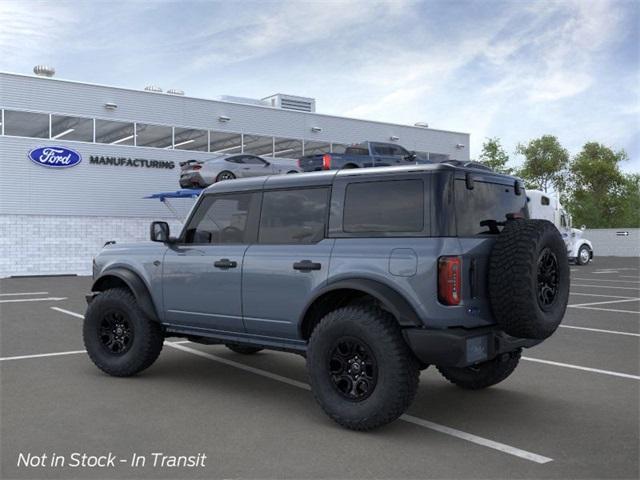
<box><xmin>90</xmin><ymin>268</ymin><xmax>159</xmax><ymax>322</ymax></box>
<box><xmin>299</xmin><ymin>278</ymin><xmax>422</xmax><ymax>332</ymax></box>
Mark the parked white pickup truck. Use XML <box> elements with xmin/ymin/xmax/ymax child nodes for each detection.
<box><xmin>527</xmin><ymin>190</ymin><xmax>594</xmax><ymax>265</ymax></box>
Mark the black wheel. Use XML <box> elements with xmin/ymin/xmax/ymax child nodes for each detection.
<box><xmin>341</xmin><ymin>164</ymin><xmax>358</xmax><ymax>169</ymax></box>
<box><xmin>83</xmin><ymin>288</ymin><xmax>164</xmax><ymax>377</ymax></box>
<box><xmin>307</xmin><ymin>305</ymin><xmax>419</xmax><ymax>431</ymax></box>
<box><xmin>225</xmin><ymin>343</ymin><xmax>263</xmax><ymax>355</ymax></box>
<box><xmin>216</xmin><ymin>171</ymin><xmax>236</xmax><ymax>182</ymax></box>
<box><xmin>437</xmin><ymin>349</ymin><xmax>521</xmax><ymax>390</ymax></box>
<box><xmin>286</xmin><ymin>170</ymin><xmax>298</xmax><ymax>174</ymax></box>
<box><xmin>489</xmin><ymin>219</ymin><xmax>570</xmax><ymax>340</ymax></box>
<box><xmin>576</xmin><ymin>244</ymin><xmax>591</xmax><ymax>265</ymax></box>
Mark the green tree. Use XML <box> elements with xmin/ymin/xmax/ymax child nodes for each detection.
<box><xmin>565</xmin><ymin>142</ymin><xmax>638</xmax><ymax>228</ymax></box>
<box><xmin>478</xmin><ymin>137</ymin><xmax>512</xmax><ymax>174</ymax></box>
<box><xmin>516</xmin><ymin>135</ymin><xmax>569</xmax><ymax>193</ymax></box>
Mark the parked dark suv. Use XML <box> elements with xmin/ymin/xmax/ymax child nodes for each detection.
<box><xmin>84</xmin><ymin>164</ymin><xmax>569</xmax><ymax>430</ymax></box>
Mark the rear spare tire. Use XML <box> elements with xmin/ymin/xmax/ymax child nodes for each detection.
<box><xmin>489</xmin><ymin>219</ymin><xmax>569</xmax><ymax>340</ymax></box>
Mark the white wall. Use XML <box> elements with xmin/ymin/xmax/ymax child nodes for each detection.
<box><xmin>584</xmin><ymin>228</ymin><xmax>640</xmax><ymax>257</ymax></box>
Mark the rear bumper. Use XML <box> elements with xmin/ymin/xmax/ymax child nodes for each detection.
<box><xmin>403</xmin><ymin>326</ymin><xmax>541</xmax><ymax>368</ymax></box>
<box><xmin>179</xmin><ymin>172</ymin><xmax>206</xmax><ymax>188</ymax></box>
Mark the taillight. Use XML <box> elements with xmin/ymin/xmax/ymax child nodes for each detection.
<box><xmin>192</xmin><ymin>165</ymin><xmax>202</xmax><ymax>170</ymax></box>
<box><xmin>297</xmin><ymin>159</ymin><xmax>301</xmax><ymax>168</ymax></box>
<box><xmin>438</xmin><ymin>256</ymin><xmax>462</xmax><ymax>305</ymax></box>
<box><xmin>322</xmin><ymin>154</ymin><xmax>332</xmax><ymax>170</ymax></box>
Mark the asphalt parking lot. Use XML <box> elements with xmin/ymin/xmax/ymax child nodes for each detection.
<box><xmin>1</xmin><ymin>256</ymin><xmax>638</xmax><ymax>479</ymax></box>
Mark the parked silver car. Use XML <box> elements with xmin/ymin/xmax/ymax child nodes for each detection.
<box><xmin>179</xmin><ymin>154</ymin><xmax>299</xmax><ymax>188</ymax></box>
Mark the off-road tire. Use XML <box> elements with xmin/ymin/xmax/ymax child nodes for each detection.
<box><xmin>437</xmin><ymin>349</ymin><xmax>521</xmax><ymax>390</ymax></box>
<box><xmin>225</xmin><ymin>343</ymin><xmax>264</xmax><ymax>355</ymax></box>
<box><xmin>83</xmin><ymin>288</ymin><xmax>164</xmax><ymax>377</ymax></box>
<box><xmin>576</xmin><ymin>245</ymin><xmax>591</xmax><ymax>265</ymax></box>
<box><xmin>489</xmin><ymin>219</ymin><xmax>569</xmax><ymax>340</ymax></box>
<box><xmin>307</xmin><ymin>305</ymin><xmax>419</xmax><ymax>431</ymax></box>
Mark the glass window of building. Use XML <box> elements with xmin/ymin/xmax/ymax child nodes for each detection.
<box><xmin>331</xmin><ymin>143</ymin><xmax>348</xmax><ymax>154</ymax></box>
<box><xmin>95</xmin><ymin>119</ymin><xmax>135</xmax><ymax>145</ymax></box>
<box><xmin>51</xmin><ymin>115</ymin><xmax>93</xmax><ymax>142</ymax></box>
<box><xmin>303</xmin><ymin>141</ymin><xmax>331</xmax><ymax>156</ymax></box>
<box><xmin>135</xmin><ymin>123</ymin><xmax>173</xmax><ymax>148</ymax></box>
<box><xmin>173</xmin><ymin>127</ymin><xmax>208</xmax><ymax>151</ymax></box>
<box><xmin>243</xmin><ymin>134</ymin><xmax>274</xmax><ymax>156</ymax></box>
<box><xmin>210</xmin><ymin>131</ymin><xmax>243</xmax><ymax>154</ymax></box>
<box><xmin>273</xmin><ymin>137</ymin><xmax>303</xmax><ymax>158</ymax></box>
<box><xmin>4</xmin><ymin>110</ymin><xmax>49</xmax><ymax>138</ymax></box>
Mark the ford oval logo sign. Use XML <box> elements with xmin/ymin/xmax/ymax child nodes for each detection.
<box><xmin>28</xmin><ymin>146</ymin><xmax>82</xmax><ymax>168</ymax></box>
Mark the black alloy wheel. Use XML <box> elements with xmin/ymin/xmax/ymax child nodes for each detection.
<box><xmin>537</xmin><ymin>247</ymin><xmax>559</xmax><ymax>310</ymax></box>
<box><xmin>328</xmin><ymin>337</ymin><xmax>378</xmax><ymax>401</ymax></box>
<box><xmin>99</xmin><ymin>309</ymin><xmax>133</xmax><ymax>355</ymax></box>
<box><xmin>216</xmin><ymin>171</ymin><xmax>235</xmax><ymax>182</ymax></box>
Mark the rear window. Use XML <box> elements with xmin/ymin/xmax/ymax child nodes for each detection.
<box><xmin>343</xmin><ymin>180</ymin><xmax>424</xmax><ymax>233</ymax></box>
<box><xmin>455</xmin><ymin>180</ymin><xmax>527</xmax><ymax>236</ymax></box>
<box><xmin>259</xmin><ymin>188</ymin><xmax>329</xmax><ymax>244</ymax></box>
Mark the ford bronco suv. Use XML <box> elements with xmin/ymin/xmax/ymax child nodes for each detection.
<box><xmin>84</xmin><ymin>164</ymin><xmax>569</xmax><ymax>431</ymax></box>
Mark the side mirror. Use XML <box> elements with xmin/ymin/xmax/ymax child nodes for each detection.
<box><xmin>150</xmin><ymin>221</ymin><xmax>170</xmax><ymax>242</ymax></box>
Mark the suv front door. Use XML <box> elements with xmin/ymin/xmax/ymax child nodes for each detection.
<box><xmin>242</xmin><ymin>187</ymin><xmax>333</xmax><ymax>342</ymax></box>
<box><xmin>161</xmin><ymin>192</ymin><xmax>260</xmax><ymax>333</ymax></box>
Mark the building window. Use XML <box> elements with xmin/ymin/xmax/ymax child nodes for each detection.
<box><xmin>259</xmin><ymin>188</ymin><xmax>329</xmax><ymax>244</ymax></box>
<box><xmin>343</xmin><ymin>180</ymin><xmax>424</xmax><ymax>234</ymax></box>
<box><xmin>243</xmin><ymin>134</ymin><xmax>274</xmax><ymax>156</ymax></box>
<box><xmin>135</xmin><ymin>123</ymin><xmax>173</xmax><ymax>148</ymax></box>
<box><xmin>173</xmin><ymin>127</ymin><xmax>208</xmax><ymax>151</ymax></box>
<box><xmin>304</xmin><ymin>141</ymin><xmax>331</xmax><ymax>156</ymax></box>
<box><xmin>273</xmin><ymin>137</ymin><xmax>303</xmax><ymax>159</ymax></box>
<box><xmin>95</xmin><ymin>119</ymin><xmax>135</xmax><ymax>145</ymax></box>
<box><xmin>51</xmin><ymin>114</ymin><xmax>93</xmax><ymax>142</ymax></box>
<box><xmin>210</xmin><ymin>131</ymin><xmax>243</xmax><ymax>154</ymax></box>
<box><xmin>3</xmin><ymin>110</ymin><xmax>49</xmax><ymax>138</ymax></box>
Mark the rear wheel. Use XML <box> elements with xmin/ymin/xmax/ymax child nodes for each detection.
<box><xmin>307</xmin><ymin>305</ymin><xmax>419</xmax><ymax>431</ymax></box>
<box><xmin>576</xmin><ymin>245</ymin><xmax>591</xmax><ymax>265</ymax></box>
<box><xmin>437</xmin><ymin>350</ymin><xmax>521</xmax><ymax>390</ymax></box>
<box><xmin>225</xmin><ymin>343</ymin><xmax>263</xmax><ymax>355</ymax></box>
<box><xmin>83</xmin><ymin>288</ymin><xmax>164</xmax><ymax>377</ymax></box>
<box><xmin>216</xmin><ymin>171</ymin><xmax>236</xmax><ymax>182</ymax></box>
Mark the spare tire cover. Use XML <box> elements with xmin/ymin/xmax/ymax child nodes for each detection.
<box><xmin>488</xmin><ymin>219</ymin><xmax>569</xmax><ymax>340</ymax></box>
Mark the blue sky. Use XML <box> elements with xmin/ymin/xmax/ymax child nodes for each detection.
<box><xmin>1</xmin><ymin>0</ymin><xmax>638</xmax><ymax>171</ymax></box>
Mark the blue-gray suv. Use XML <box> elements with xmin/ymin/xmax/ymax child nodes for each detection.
<box><xmin>84</xmin><ymin>164</ymin><xmax>570</xmax><ymax>430</ymax></box>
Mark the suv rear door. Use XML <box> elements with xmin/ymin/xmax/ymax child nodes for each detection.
<box><xmin>371</xmin><ymin>143</ymin><xmax>413</xmax><ymax>167</ymax></box>
<box><xmin>161</xmin><ymin>192</ymin><xmax>260</xmax><ymax>333</ymax></box>
<box><xmin>242</xmin><ymin>186</ymin><xmax>333</xmax><ymax>341</ymax></box>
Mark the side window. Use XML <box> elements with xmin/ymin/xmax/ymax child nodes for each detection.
<box><xmin>560</xmin><ymin>214</ymin><xmax>567</xmax><ymax>228</ymax></box>
<box><xmin>541</xmin><ymin>196</ymin><xmax>550</xmax><ymax>206</ymax></box>
<box><xmin>392</xmin><ymin>145</ymin><xmax>410</xmax><ymax>157</ymax></box>
<box><xmin>343</xmin><ymin>180</ymin><xmax>424</xmax><ymax>233</ymax></box>
<box><xmin>259</xmin><ymin>188</ymin><xmax>329</xmax><ymax>244</ymax></box>
<box><xmin>226</xmin><ymin>156</ymin><xmax>243</xmax><ymax>164</ymax></box>
<box><xmin>184</xmin><ymin>193</ymin><xmax>257</xmax><ymax>244</ymax></box>
<box><xmin>243</xmin><ymin>155</ymin><xmax>267</xmax><ymax>165</ymax></box>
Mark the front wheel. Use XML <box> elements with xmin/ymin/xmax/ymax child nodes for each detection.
<box><xmin>436</xmin><ymin>349</ymin><xmax>521</xmax><ymax>390</ymax></box>
<box><xmin>576</xmin><ymin>245</ymin><xmax>591</xmax><ymax>265</ymax></box>
<box><xmin>83</xmin><ymin>288</ymin><xmax>164</xmax><ymax>377</ymax></box>
<box><xmin>307</xmin><ymin>305</ymin><xmax>419</xmax><ymax>431</ymax></box>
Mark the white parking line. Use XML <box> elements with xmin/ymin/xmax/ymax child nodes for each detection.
<box><xmin>0</xmin><ymin>291</ymin><xmax>49</xmax><ymax>296</ymax></box>
<box><xmin>570</xmin><ymin>292</ymin><xmax>637</xmax><ymax>299</ymax></box>
<box><xmin>0</xmin><ymin>297</ymin><xmax>67</xmax><ymax>304</ymax></box>
<box><xmin>569</xmin><ymin>306</ymin><xmax>640</xmax><ymax>315</ymax></box>
<box><xmin>167</xmin><ymin>342</ymin><xmax>552</xmax><ymax>464</ymax></box>
<box><xmin>574</xmin><ymin>278</ymin><xmax>640</xmax><ymax>284</ymax></box>
<box><xmin>569</xmin><ymin>298</ymin><xmax>640</xmax><ymax>308</ymax></box>
<box><xmin>559</xmin><ymin>325</ymin><xmax>640</xmax><ymax>337</ymax></box>
<box><xmin>572</xmin><ymin>284</ymin><xmax>640</xmax><ymax>291</ymax></box>
<box><xmin>51</xmin><ymin>307</ymin><xmax>85</xmax><ymax>319</ymax></box>
<box><xmin>620</xmin><ymin>275</ymin><xmax>640</xmax><ymax>279</ymax></box>
<box><xmin>522</xmin><ymin>357</ymin><xmax>640</xmax><ymax>380</ymax></box>
<box><xmin>0</xmin><ymin>350</ymin><xmax>86</xmax><ymax>362</ymax></box>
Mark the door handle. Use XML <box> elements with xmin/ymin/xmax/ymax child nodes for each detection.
<box><xmin>214</xmin><ymin>258</ymin><xmax>237</xmax><ymax>269</ymax></box>
<box><xmin>293</xmin><ymin>260</ymin><xmax>321</xmax><ymax>271</ymax></box>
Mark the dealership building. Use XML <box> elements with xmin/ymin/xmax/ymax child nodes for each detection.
<box><xmin>0</xmin><ymin>69</ymin><xmax>470</xmax><ymax>277</ymax></box>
